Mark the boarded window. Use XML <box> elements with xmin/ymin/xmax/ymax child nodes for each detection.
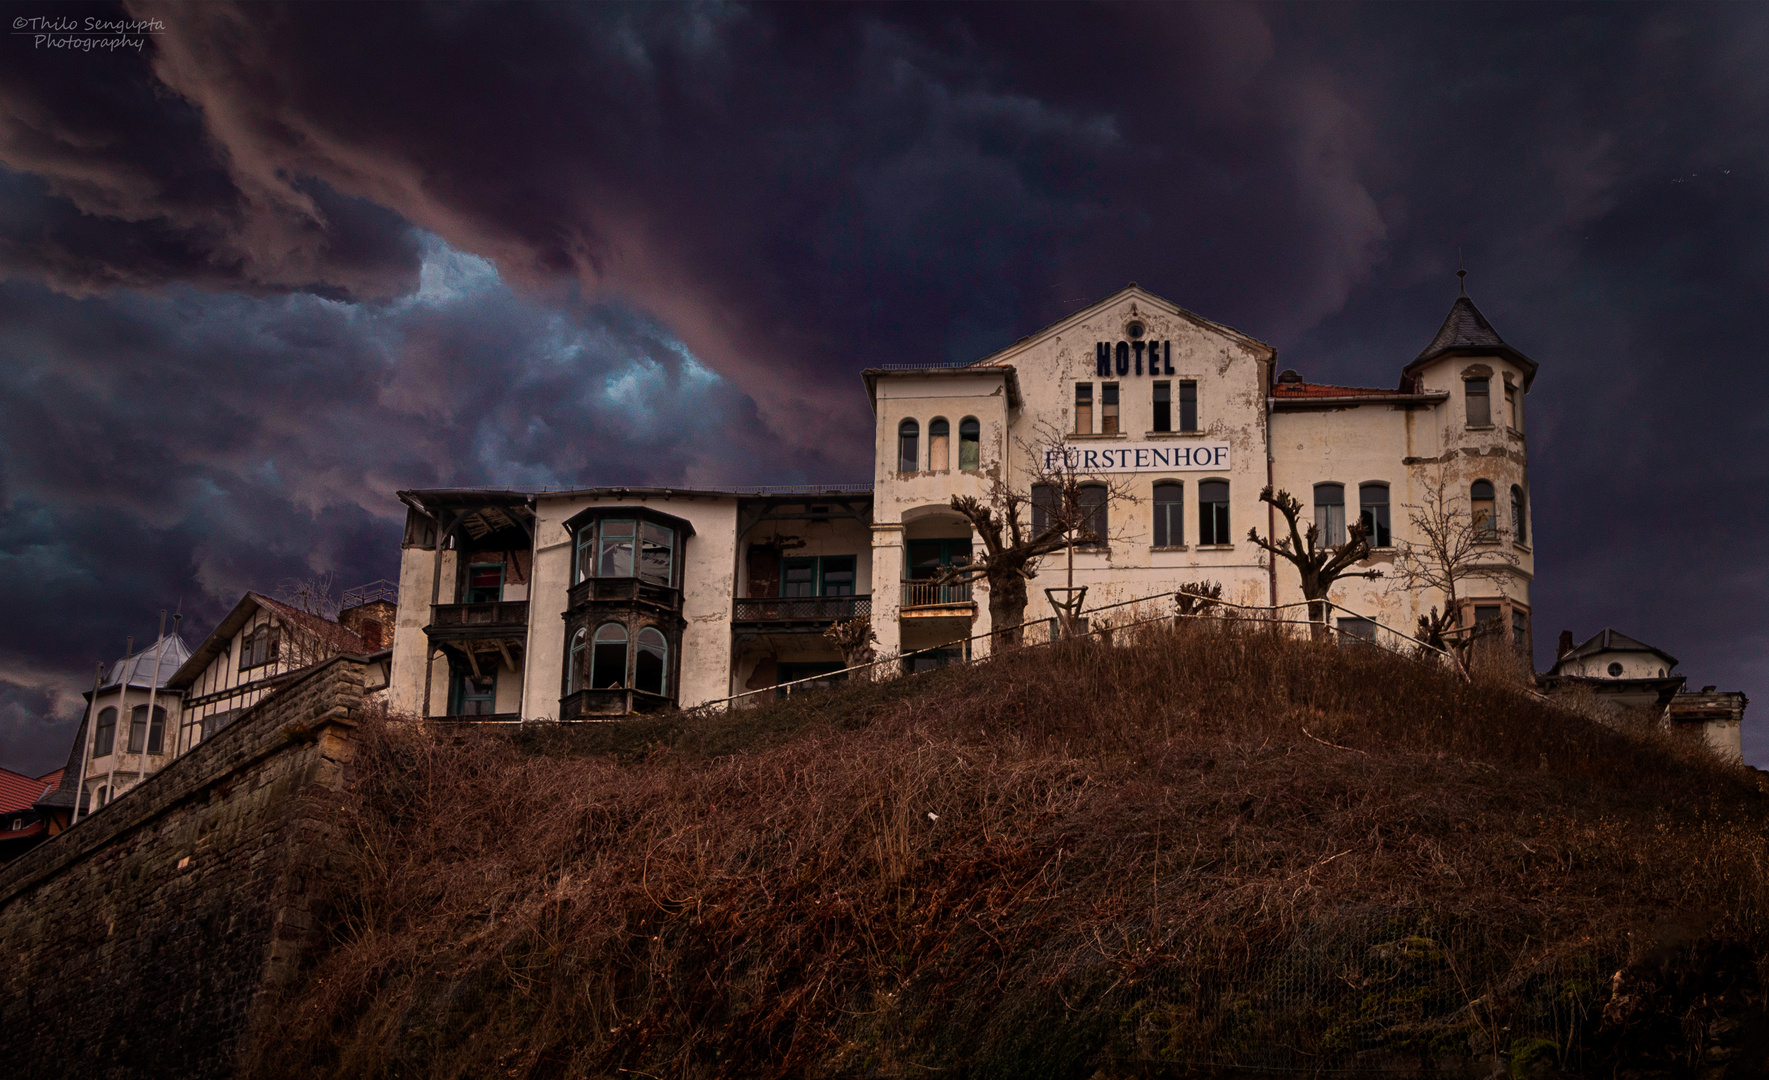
<box><xmin>897</xmin><ymin>419</ymin><xmax>919</xmax><ymax>472</ymax></box>
<box><xmin>94</xmin><ymin>707</ymin><xmax>116</xmax><ymax>757</ymax></box>
<box><xmin>1179</xmin><ymin>380</ymin><xmax>1198</xmax><ymax>431</ymax></box>
<box><xmin>1471</xmin><ymin>480</ymin><xmax>1496</xmax><ymax>537</ymax></box>
<box><xmin>1465</xmin><ymin>377</ymin><xmax>1491</xmax><ymax>426</ymax></box>
<box><xmin>1101</xmin><ymin>384</ymin><xmax>1120</xmax><ymax>435</ymax></box>
<box><xmin>1074</xmin><ymin>384</ymin><xmax>1092</xmax><ymax>434</ymax></box>
<box><xmin>1198</xmin><ymin>480</ymin><xmax>1230</xmax><ymax>545</ymax></box>
<box><xmin>928</xmin><ymin>417</ymin><xmax>949</xmax><ymax>472</ymax></box>
<box><xmin>958</xmin><ymin>417</ymin><xmax>980</xmax><ymax>470</ymax></box>
<box><xmin>635</xmin><ymin>628</ymin><xmax>668</xmax><ymax>696</ymax></box>
<box><xmin>1152</xmin><ymin>382</ymin><xmax>1172</xmax><ymax>433</ymax></box>
<box><xmin>1313</xmin><ymin>483</ymin><xmax>1346</xmax><ymax>547</ymax></box>
<box><xmin>1153</xmin><ymin>482</ymin><xmax>1183</xmax><ymax>547</ymax></box>
<box><xmin>1359</xmin><ymin>483</ymin><xmax>1391</xmax><ymax>547</ymax></box>
<box><xmin>591</xmin><ymin>624</ymin><xmax>628</xmax><ymax>689</ymax></box>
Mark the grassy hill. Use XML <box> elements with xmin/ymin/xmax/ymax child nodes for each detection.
<box><xmin>248</xmin><ymin>621</ymin><xmax>1769</xmax><ymax>1079</ymax></box>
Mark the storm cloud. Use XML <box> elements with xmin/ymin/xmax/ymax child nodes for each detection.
<box><xmin>1</xmin><ymin>1</ymin><xmax>1764</xmax><ymax>769</ymax></box>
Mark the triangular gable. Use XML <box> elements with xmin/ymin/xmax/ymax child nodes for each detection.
<box><xmin>966</xmin><ymin>284</ymin><xmax>1276</xmax><ymax>370</ymax></box>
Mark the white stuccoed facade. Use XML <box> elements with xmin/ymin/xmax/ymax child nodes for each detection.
<box><xmin>386</xmin><ymin>284</ymin><xmax>1541</xmax><ymax>721</ymax></box>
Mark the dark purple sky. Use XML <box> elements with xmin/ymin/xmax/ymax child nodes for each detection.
<box><xmin>2</xmin><ymin>2</ymin><xmax>1764</xmax><ymax>771</ymax></box>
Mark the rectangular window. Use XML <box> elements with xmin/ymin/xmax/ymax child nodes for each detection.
<box><xmin>1198</xmin><ymin>480</ymin><xmax>1230</xmax><ymax>545</ymax></box>
<box><xmin>1504</xmin><ymin>381</ymin><xmax>1518</xmax><ymax>429</ymax></box>
<box><xmin>466</xmin><ymin>563</ymin><xmax>504</xmax><ymax>603</ymax></box>
<box><xmin>1313</xmin><ymin>483</ymin><xmax>1346</xmax><ymax>547</ymax></box>
<box><xmin>1074</xmin><ymin>383</ymin><xmax>1092</xmax><ymax>434</ymax></box>
<box><xmin>908</xmin><ymin>540</ymin><xmax>971</xmax><ymax>580</ymax></box>
<box><xmin>1337</xmin><ymin>617</ymin><xmax>1377</xmax><ymax>643</ymax></box>
<box><xmin>126</xmin><ymin>706</ymin><xmax>165</xmax><ymax>754</ymax></box>
<box><xmin>1512</xmin><ymin>610</ymin><xmax>1529</xmax><ymax>650</ymax></box>
<box><xmin>1079</xmin><ymin>484</ymin><xmax>1108</xmax><ymax>545</ymax></box>
<box><xmin>453</xmin><ymin>670</ymin><xmax>497</xmax><ymax>716</ymax></box>
<box><xmin>820</xmin><ymin>555</ymin><xmax>857</xmax><ymax>596</ymax></box>
<box><xmin>1474</xmin><ymin>604</ymin><xmax>1502</xmax><ymax>629</ymax></box>
<box><xmin>781</xmin><ymin>557</ymin><xmax>818</xmax><ymax>597</ymax></box>
<box><xmin>638</xmin><ymin>522</ymin><xmax>673</xmax><ymax>585</ymax></box>
<box><xmin>94</xmin><ymin>707</ymin><xmax>116</xmax><ymax>758</ymax></box>
<box><xmin>1179</xmin><ymin>380</ymin><xmax>1198</xmax><ymax>431</ymax></box>
<box><xmin>1466</xmin><ymin>377</ymin><xmax>1491</xmax><ymax>426</ymax></box>
<box><xmin>1358</xmin><ymin>483</ymin><xmax>1392</xmax><ymax>547</ymax></box>
<box><xmin>1152</xmin><ymin>381</ymin><xmax>1171</xmax><ymax>433</ymax></box>
<box><xmin>599</xmin><ymin>519</ymin><xmax>636</xmax><ymax>578</ymax></box>
<box><xmin>1101</xmin><ymin>383</ymin><xmax>1120</xmax><ymax>435</ymax></box>
<box><xmin>1030</xmin><ymin>484</ymin><xmax>1056</xmax><ymax>536</ymax></box>
<box><xmin>1153</xmin><ymin>482</ymin><xmax>1183</xmax><ymax>547</ymax></box>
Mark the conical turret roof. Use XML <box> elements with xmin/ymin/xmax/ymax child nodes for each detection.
<box><xmin>1401</xmin><ymin>289</ymin><xmax>1538</xmax><ymax>390</ymax></box>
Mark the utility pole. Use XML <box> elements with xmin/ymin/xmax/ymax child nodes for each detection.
<box><xmin>70</xmin><ymin>663</ymin><xmax>104</xmax><ymax>823</ymax></box>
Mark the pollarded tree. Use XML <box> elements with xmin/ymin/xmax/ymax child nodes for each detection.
<box><xmin>1391</xmin><ymin>465</ymin><xmax>1520</xmax><ymax>672</ymax></box>
<box><xmin>1246</xmin><ymin>486</ymin><xmax>1382</xmax><ymax>637</ymax></box>
<box><xmin>938</xmin><ymin>422</ymin><xmax>1136</xmax><ymax>650</ymax></box>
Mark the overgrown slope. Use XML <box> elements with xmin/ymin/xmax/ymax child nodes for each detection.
<box><xmin>249</xmin><ymin>623</ymin><xmax>1769</xmax><ymax>1079</ymax></box>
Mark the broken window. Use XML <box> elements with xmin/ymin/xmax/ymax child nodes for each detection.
<box><xmin>1510</xmin><ymin>485</ymin><xmax>1527</xmax><ymax>544</ymax></box>
<box><xmin>1359</xmin><ymin>483</ymin><xmax>1391</xmax><ymax>547</ymax></box>
<box><xmin>1153</xmin><ymin>481</ymin><xmax>1183</xmax><ymax>547</ymax></box>
<box><xmin>1079</xmin><ymin>483</ymin><xmax>1109</xmax><ymax>545</ymax></box>
<box><xmin>928</xmin><ymin>417</ymin><xmax>950</xmax><ymax>472</ymax></box>
<box><xmin>466</xmin><ymin>563</ymin><xmax>504</xmax><ymax>603</ymax></box>
<box><xmin>239</xmin><ymin>625</ymin><xmax>280</xmax><ymax>671</ymax></box>
<box><xmin>1179</xmin><ymin>380</ymin><xmax>1198</xmax><ymax>432</ymax></box>
<box><xmin>635</xmin><ymin>628</ymin><xmax>668</xmax><ymax>696</ymax></box>
<box><xmin>1198</xmin><ymin>480</ymin><xmax>1230</xmax><ymax>545</ymax></box>
<box><xmin>1074</xmin><ymin>384</ymin><xmax>1092</xmax><ymax>434</ymax></box>
<box><xmin>126</xmin><ymin>705</ymin><xmax>165</xmax><ymax>754</ymax></box>
<box><xmin>908</xmin><ymin>540</ymin><xmax>970</xmax><ymax>582</ymax></box>
<box><xmin>1465</xmin><ymin>377</ymin><xmax>1491</xmax><ymax>427</ymax></box>
<box><xmin>1152</xmin><ymin>382</ymin><xmax>1172</xmax><ymax>433</ymax></box>
<box><xmin>1101</xmin><ymin>383</ymin><xmax>1120</xmax><ymax>435</ymax></box>
<box><xmin>452</xmin><ymin>668</ymin><xmax>496</xmax><ymax>716</ymax></box>
<box><xmin>599</xmin><ymin>519</ymin><xmax>636</xmax><ymax>578</ymax></box>
<box><xmin>568</xmin><ymin>628</ymin><xmax>587</xmax><ymax>693</ymax></box>
<box><xmin>820</xmin><ymin>556</ymin><xmax>857</xmax><ymax>596</ymax></box>
<box><xmin>1471</xmin><ymin>480</ymin><xmax>1496</xmax><ymax>538</ymax></box>
<box><xmin>639</xmin><ymin>522</ymin><xmax>673</xmax><ymax>585</ymax></box>
<box><xmin>897</xmin><ymin>419</ymin><xmax>919</xmax><ymax>472</ymax></box>
<box><xmin>94</xmin><ymin>707</ymin><xmax>116</xmax><ymax>757</ymax></box>
<box><xmin>1313</xmin><ymin>483</ymin><xmax>1346</xmax><ymax>547</ymax></box>
<box><xmin>591</xmin><ymin>623</ymin><xmax>628</xmax><ymax>689</ymax></box>
<box><xmin>1338</xmin><ymin>617</ymin><xmax>1377</xmax><ymax>643</ymax></box>
<box><xmin>958</xmin><ymin>416</ymin><xmax>980</xmax><ymax>469</ymax></box>
<box><xmin>1030</xmin><ymin>483</ymin><xmax>1057</xmax><ymax>535</ymax></box>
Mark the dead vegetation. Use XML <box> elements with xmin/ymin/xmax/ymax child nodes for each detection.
<box><xmin>249</xmin><ymin>623</ymin><xmax>1769</xmax><ymax>1079</ymax></box>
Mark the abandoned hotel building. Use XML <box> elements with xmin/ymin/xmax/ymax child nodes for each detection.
<box><xmin>385</xmin><ymin>284</ymin><xmax>1746</xmax><ymax>759</ymax></box>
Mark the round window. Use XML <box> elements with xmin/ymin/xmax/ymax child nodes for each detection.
<box><xmin>1126</xmin><ymin>320</ymin><xmax>1145</xmax><ymax>339</ymax></box>
<box><xmin>1607</xmin><ymin>662</ymin><xmax>1624</xmax><ymax>677</ymax></box>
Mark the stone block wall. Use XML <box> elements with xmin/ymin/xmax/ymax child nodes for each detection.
<box><xmin>0</xmin><ymin>655</ymin><xmax>369</xmax><ymax>1079</ymax></box>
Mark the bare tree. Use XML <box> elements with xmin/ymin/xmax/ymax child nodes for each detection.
<box><xmin>1246</xmin><ymin>487</ymin><xmax>1382</xmax><ymax>638</ymax></box>
<box><xmin>938</xmin><ymin>421</ymin><xmax>1137</xmax><ymax>650</ymax></box>
<box><xmin>1174</xmin><ymin>580</ymin><xmax>1224</xmax><ymax>618</ymax></box>
<box><xmin>824</xmin><ymin>617</ymin><xmax>878</xmax><ymax>676</ymax></box>
<box><xmin>1390</xmin><ymin>466</ymin><xmax>1521</xmax><ymax>671</ymax></box>
<box><xmin>275</xmin><ymin>572</ymin><xmax>363</xmax><ymax>669</ymax></box>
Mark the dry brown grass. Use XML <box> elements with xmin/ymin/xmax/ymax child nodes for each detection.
<box><xmin>247</xmin><ymin>622</ymin><xmax>1769</xmax><ymax>1079</ymax></box>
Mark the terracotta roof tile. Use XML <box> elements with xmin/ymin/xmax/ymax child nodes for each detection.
<box><xmin>1271</xmin><ymin>382</ymin><xmax>1419</xmax><ymax>399</ymax></box>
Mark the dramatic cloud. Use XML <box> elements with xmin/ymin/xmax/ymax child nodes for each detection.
<box><xmin>0</xmin><ymin>2</ymin><xmax>1764</xmax><ymax>769</ymax></box>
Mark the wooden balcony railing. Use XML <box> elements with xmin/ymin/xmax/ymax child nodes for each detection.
<box><xmin>567</xmin><ymin>577</ymin><xmax>682</xmax><ymax>611</ymax></box>
<box><xmin>559</xmin><ymin>687</ymin><xmax>675</xmax><ymax>720</ymax></box>
<box><xmin>901</xmin><ymin>580</ymin><xmax>973</xmax><ymax>609</ymax></box>
<box><xmin>428</xmin><ymin>600</ymin><xmax>529</xmax><ymax>630</ymax></box>
<box><xmin>732</xmin><ymin>595</ymin><xmax>871</xmax><ymax>624</ymax></box>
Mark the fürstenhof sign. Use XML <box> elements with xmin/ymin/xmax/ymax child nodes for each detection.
<box><xmin>1047</xmin><ymin>442</ymin><xmax>1231</xmax><ymax>473</ymax></box>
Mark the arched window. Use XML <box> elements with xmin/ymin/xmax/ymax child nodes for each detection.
<box><xmin>634</xmin><ymin>628</ymin><xmax>668</xmax><ymax>696</ymax></box>
<box><xmin>1198</xmin><ymin>480</ymin><xmax>1230</xmax><ymax>545</ymax></box>
<box><xmin>1030</xmin><ymin>483</ymin><xmax>1057</xmax><ymax>535</ymax></box>
<box><xmin>1359</xmin><ymin>483</ymin><xmax>1391</xmax><ymax>547</ymax></box>
<box><xmin>1313</xmin><ymin>483</ymin><xmax>1346</xmax><ymax>547</ymax></box>
<box><xmin>928</xmin><ymin>417</ymin><xmax>949</xmax><ymax>472</ymax></box>
<box><xmin>1510</xmin><ymin>485</ymin><xmax>1527</xmax><ymax>544</ymax></box>
<box><xmin>127</xmin><ymin>705</ymin><xmax>166</xmax><ymax>754</ymax></box>
<box><xmin>897</xmin><ymin>419</ymin><xmax>919</xmax><ymax>473</ymax></box>
<box><xmin>94</xmin><ymin>706</ymin><xmax>116</xmax><ymax>757</ymax></box>
<box><xmin>568</xmin><ymin>628</ymin><xmax>587</xmax><ymax>693</ymax></box>
<box><xmin>1471</xmin><ymin>480</ymin><xmax>1496</xmax><ymax>537</ymax></box>
<box><xmin>590</xmin><ymin>623</ymin><xmax>628</xmax><ymax>689</ymax></box>
<box><xmin>1153</xmin><ymin>482</ymin><xmax>1183</xmax><ymax>547</ymax></box>
<box><xmin>1078</xmin><ymin>483</ymin><xmax>1108</xmax><ymax>545</ymax></box>
<box><xmin>958</xmin><ymin>417</ymin><xmax>980</xmax><ymax>470</ymax></box>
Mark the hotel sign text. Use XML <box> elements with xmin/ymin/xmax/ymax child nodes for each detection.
<box><xmin>1047</xmin><ymin>442</ymin><xmax>1231</xmax><ymax>473</ymax></box>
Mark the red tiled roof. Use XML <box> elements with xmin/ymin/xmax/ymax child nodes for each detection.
<box><xmin>1271</xmin><ymin>382</ymin><xmax>1411</xmax><ymax>398</ymax></box>
<box><xmin>0</xmin><ymin>768</ymin><xmax>48</xmax><ymax>814</ymax></box>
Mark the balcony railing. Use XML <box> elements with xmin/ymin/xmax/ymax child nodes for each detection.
<box><xmin>901</xmin><ymin>580</ymin><xmax>974</xmax><ymax>610</ymax></box>
<box><xmin>732</xmin><ymin>595</ymin><xmax>871</xmax><ymax>624</ymax></box>
<box><xmin>428</xmin><ymin>600</ymin><xmax>529</xmax><ymax>630</ymax></box>
<box><xmin>559</xmin><ymin>687</ymin><xmax>675</xmax><ymax>720</ymax></box>
<box><xmin>567</xmin><ymin>577</ymin><xmax>682</xmax><ymax>611</ymax></box>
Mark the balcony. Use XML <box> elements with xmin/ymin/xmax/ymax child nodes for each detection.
<box><xmin>424</xmin><ymin>601</ymin><xmax>529</xmax><ymax>645</ymax></box>
<box><xmin>568</xmin><ymin>577</ymin><xmax>682</xmax><ymax>612</ymax></box>
<box><xmin>901</xmin><ymin>580</ymin><xmax>975</xmax><ymax>616</ymax></box>
<box><xmin>732</xmin><ymin>594</ymin><xmax>871</xmax><ymax>631</ymax></box>
<box><xmin>559</xmin><ymin>687</ymin><xmax>676</xmax><ymax>720</ymax></box>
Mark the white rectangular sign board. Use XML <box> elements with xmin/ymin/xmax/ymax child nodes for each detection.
<box><xmin>1045</xmin><ymin>442</ymin><xmax>1231</xmax><ymax>473</ymax></box>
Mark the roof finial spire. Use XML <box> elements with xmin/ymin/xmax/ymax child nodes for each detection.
<box><xmin>1457</xmin><ymin>250</ymin><xmax>1467</xmax><ymax>295</ymax></box>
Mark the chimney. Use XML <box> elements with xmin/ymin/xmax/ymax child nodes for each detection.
<box><xmin>1556</xmin><ymin>630</ymin><xmax>1574</xmax><ymax>659</ymax></box>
